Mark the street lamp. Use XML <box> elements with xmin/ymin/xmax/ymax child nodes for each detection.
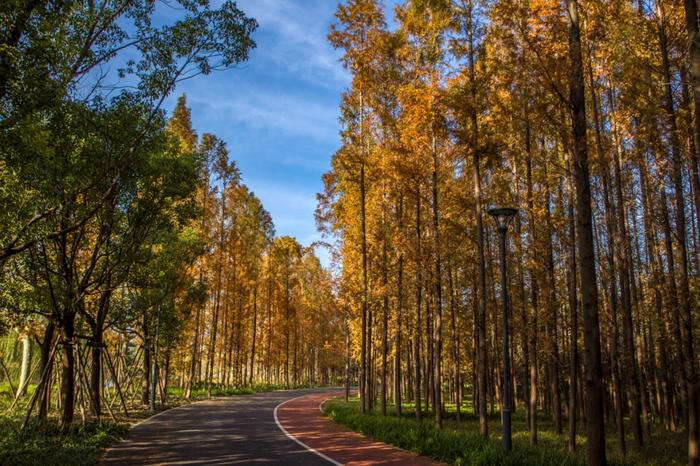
<box><xmin>487</xmin><ymin>206</ymin><xmax>518</xmax><ymax>452</ymax></box>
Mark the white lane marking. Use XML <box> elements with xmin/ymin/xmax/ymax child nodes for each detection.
<box><xmin>274</xmin><ymin>393</ymin><xmax>343</xmax><ymax>466</ymax></box>
<box><xmin>319</xmin><ymin>396</ymin><xmax>336</xmax><ymax>414</ymax></box>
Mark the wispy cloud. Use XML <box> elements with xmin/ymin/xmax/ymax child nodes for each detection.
<box><xmin>240</xmin><ymin>0</ymin><xmax>350</xmax><ymax>87</ymax></box>
<box><xmin>187</xmin><ymin>81</ymin><xmax>339</xmax><ymax>143</ymax></box>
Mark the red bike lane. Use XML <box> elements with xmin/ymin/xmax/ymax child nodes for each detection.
<box><xmin>275</xmin><ymin>391</ymin><xmax>442</xmax><ymax>466</ymax></box>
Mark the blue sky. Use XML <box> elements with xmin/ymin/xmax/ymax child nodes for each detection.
<box><xmin>159</xmin><ymin>0</ymin><xmax>352</xmax><ymax>267</ymax></box>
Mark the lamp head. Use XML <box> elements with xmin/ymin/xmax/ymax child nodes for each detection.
<box><xmin>487</xmin><ymin>207</ymin><xmax>519</xmax><ymax>232</ymax></box>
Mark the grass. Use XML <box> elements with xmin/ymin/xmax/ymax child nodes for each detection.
<box><xmin>167</xmin><ymin>382</ymin><xmax>297</xmax><ymax>399</ymax></box>
<box><xmin>0</xmin><ymin>383</ymin><xmax>126</xmax><ymax>466</ymax></box>
<box><xmin>0</xmin><ymin>416</ymin><xmax>127</xmax><ymax>466</ymax></box>
<box><xmin>0</xmin><ymin>381</ymin><xmax>300</xmax><ymax>465</ymax></box>
<box><xmin>323</xmin><ymin>397</ymin><xmax>686</xmax><ymax>466</ymax></box>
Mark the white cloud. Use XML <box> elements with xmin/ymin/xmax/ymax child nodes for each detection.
<box><xmin>239</xmin><ymin>0</ymin><xmax>350</xmax><ymax>87</ymax></box>
<box><xmin>185</xmin><ymin>80</ymin><xmax>339</xmax><ymax>143</ymax></box>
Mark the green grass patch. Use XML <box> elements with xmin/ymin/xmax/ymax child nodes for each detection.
<box><xmin>0</xmin><ymin>416</ymin><xmax>127</xmax><ymax>466</ymax></box>
<box><xmin>166</xmin><ymin>382</ymin><xmax>306</xmax><ymax>399</ymax></box>
<box><xmin>323</xmin><ymin>397</ymin><xmax>685</xmax><ymax>466</ymax></box>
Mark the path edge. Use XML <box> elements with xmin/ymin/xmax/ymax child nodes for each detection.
<box><xmin>274</xmin><ymin>394</ymin><xmax>343</xmax><ymax>466</ymax></box>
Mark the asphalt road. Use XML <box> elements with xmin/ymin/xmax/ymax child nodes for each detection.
<box><xmin>101</xmin><ymin>389</ymin><xmax>335</xmax><ymax>465</ymax></box>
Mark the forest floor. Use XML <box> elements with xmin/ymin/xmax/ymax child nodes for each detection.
<box><xmin>323</xmin><ymin>396</ymin><xmax>686</xmax><ymax>466</ymax></box>
<box><xmin>0</xmin><ymin>382</ymin><xmax>289</xmax><ymax>465</ymax></box>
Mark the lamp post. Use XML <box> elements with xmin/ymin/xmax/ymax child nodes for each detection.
<box><xmin>487</xmin><ymin>206</ymin><xmax>518</xmax><ymax>452</ymax></box>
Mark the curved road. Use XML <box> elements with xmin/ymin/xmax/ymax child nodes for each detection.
<box><xmin>101</xmin><ymin>389</ymin><xmax>335</xmax><ymax>465</ymax></box>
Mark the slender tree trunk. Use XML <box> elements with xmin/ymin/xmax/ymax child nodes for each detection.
<box><xmin>90</xmin><ymin>325</ymin><xmax>103</xmax><ymax>418</ymax></box>
<box><xmin>448</xmin><ymin>259</ymin><xmax>461</xmax><ymax>422</ymax></box>
<box><xmin>249</xmin><ymin>283</ymin><xmax>258</xmax><ymax>386</ymax></box>
<box><xmin>395</xmin><ymin>195</ymin><xmax>404</xmax><ymax>417</ymax></box>
<box><xmin>285</xmin><ymin>269</ymin><xmax>290</xmax><ymax>389</ymax></box>
<box><xmin>142</xmin><ymin>315</ymin><xmax>151</xmax><ymax>406</ymax></box>
<box><xmin>467</xmin><ymin>0</ymin><xmax>488</xmax><ymax>435</ymax></box>
<box><xmin>360</xmin><ymin>159</ymin><xmax>369</xmax><ymax>413</ymax></box>
<box><xmin>414</xmin><ymin>182</ymin><xmax>423</xmax><ymax>422</ymax></box>
<box><xmin>602</xmin><ymin>168</ymin><xmax>626</xmax><ymax>455</ymax></box>
<box><xmin>59</xmin><ymin>314</ymin><xmax>76</xmax><ymax>428</ymax></box>
<box><xmin>543</xmin><ymin>173</ymin><xmax>562</xmax><ymax>434</ymax></box>
<box><xmin>591</xmin><ymin>65</ymin><xmax>625</xmax><ymax>455</ymax></box>
<box><xmin>266</xmin><ymin>262</ymin><xmax>273</xmax><ymax>385</ymax></box>
<box><xmin>566</xmin><ymin>0</ymin><xmax>606</xmax><ymax>463</ymax></box>
<box><xmin>381</xmin><ymin>201</ymin><xmax>389</xmax><ymax>416</ymax></box>
<box><xmin>345</xmin><ymin>318</ymin><xmax>351</xmax><ymax>402</ymax></box>
<box><xmin>662</xmin><ymin>5</ymin><xmax>699</xmax><ymax>461</ymax></box>
<box><xmin>525</xmin><ymin>129</ymin><xmax>539</xmax><ymax>446</ymax></box>
<box><xmin>38</xmin><ymin>321</ymin><xmax>55</xmax><ymax>420</ymax></box>
<box><xmin>186</xmin><ymin>302</ymin><xmax>201</xmax><ymax>398</ymax></box>
<box><xmin>431</xmin><ymin>130</ymin><xmax>443</xmax><ymax>429</ymax></box>
<box><xmin>513</xmin><ymin>159</ymin><xmax>530</xmax><ymax>430</ymax></box>
<box><xmin>16</xmin><ymin>333</ymin><xmax>31</xmax><ymax>399</ymax></box>
<box><xmin>566</xmin><ymin>173</ymin><xmax>579</xmax><ymax>453</ymax></box>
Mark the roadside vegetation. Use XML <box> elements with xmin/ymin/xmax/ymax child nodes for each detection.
<box><xmin>324</xmin><ymin>397</ymin><xmax>685</xmax><ymax>466</ymax></box>
<box><xmin>0</xmin><ymin>381</ymin><xmax>303</xmax><ymax>465</ymax></box>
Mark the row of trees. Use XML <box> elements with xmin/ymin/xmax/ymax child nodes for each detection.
<box><xmin>318</xmin><ymin>0</ymin><xmax>700</xmax><ymax>465</ymax></box>
<box><xmin>170</xmin><ymin>98</ymin><xmax>345</xmax><ymax>398</ymax></box>
<box><xmin>0</xmin><ymin>0</ymin><xmax>344</xmax><ymax>431</ymax></box>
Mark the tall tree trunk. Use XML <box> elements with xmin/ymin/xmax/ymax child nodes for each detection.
<box><xmin>90</xmin><ymin>325</ymin><xmax>103</xmax><ymax>418</ymax></box>
<box><xmin>513</xmin><ymin>157</ymin><xmax>530</xmax><ymax>430</ymax></box>
<box><xmin>566</xmin><ymin>172</ymin><xmax>579</xmax><ymax>453</ymax></box>
<box><xmin>431</xmin><ymin>130</ymin><xmax>443</xmax><ymax>428</ymax></box>
<box><xmin>543</xmin><ymin>171</ymin><xmax>561</xmax><ymax>434</ymax></box>
<box><xmin>142</xmin><ymin>315</ymin><xmax>151</xmax><ymax>406</ymax></box>
<box><xmin>467</xmin><ymin>0</ymin><xmax>488</xmax><ymax>435</ymax></box>
<box><xmin>663</xmin><ymin>4</ymin><xmax>699</xmax><ymax>461</ymax></box>
<box><xmin>659</xmin><ymin>169</ymin><xmax>689</xmax><ymax>437</ymax></box>
<box><xmin>266</xmin><ymin>263</ymin><xmax>273</xmax><ymax>385</ymax></box>
<box><xmin>395</xmin><ymin>194</ymin><xmax>404</xmax><ymax>417</ymax></box>
<box><xmin>602</xmin><ymin>167</ymin><xmax>626</xmax><ymax>456</ymax></box>
<box><xmin>345</xmin><ymin>318</ymin><xmax>351</xmax><ymax>402</ymax></box>
<box><xmin>285</xmin><ymin>269</ymin><xmax>291</xmax><ymax>389</ymax></box>
<box><xmin>249</xmin><ymin>283</ymin><xmax>258</xmax><ymax>386</ymax></box>
<box><xmin>360</xmin><ymin>158</ymin><xmax>369</xmax><ymax>413</ymax></box>
<box><xmin>89</xmin><ymin>287</ymin><xmax>111</xmax><ymax>418</ymax></box>
<box><xmin>38</xmin><ymin>321</ymin><xmax>55</xmax><ymax>420</ymax></box>
<box><xmin>414</xmin><ymin>182</ymin><xmax>423</xmax><ymax>422</ymax></box>
<box><xmin>566</xmin><ymin>0</ymin><xmax>606</xmax><ymax>463</ymax></box>
<box><xmin>381</xmin><ymin>225</ymin><xmax>389</xmax><ymax>416</ymax></box>
<box><xmin>448</xmin><ymin>259</ymin><xmax>461</xmax><ymax>422</ymax></box>
<box><xmin>59</xmin><ymin>313</ymin><xmax>76</xmax><ymax>428</ymax></box>
<box><xmin>185</xmin><ymin>302</ymin><xmax>201</xmax><ymax>398</ymax></box>
<box><xmin>525</xmin><ymin>128</ymin><xmax>539</xmax><ymax>446</ymax></box>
